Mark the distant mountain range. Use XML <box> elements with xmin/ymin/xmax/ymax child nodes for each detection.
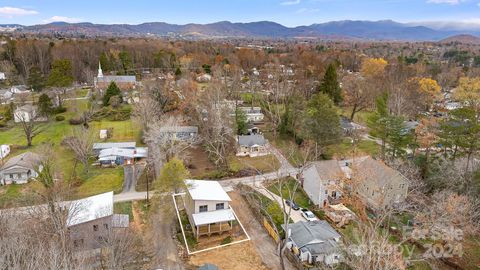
<box><xmin>3</xmin><ymin>20</ymin><xmax>480</xmax><ymax>42</ymax></box>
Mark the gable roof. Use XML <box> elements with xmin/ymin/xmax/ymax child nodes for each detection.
<box><xmin>96</xmin><ymin>75</ymin><xmax>136</xmax><ymax>83</ymax></box>
<box><xmin>15</xmin><ymin>104</ymin><xmax>37</xmax><ymax>113</ymax></box>
<box><xmin>356</xmin><ymin>157</ymin><xmax>408</xmax><ymax>187</ymax></box>
<box><xmin>1</xmin><ymin>152</ymin><xmax>41</xmax><ymax>171</ymax></box>
<box><xmin>283</xmin><ymin>220</ymin><xmax>340</xmax><ymax>255</ymax></box>
<box><xmin>309</xmin><ymin>160</ymin><xmax>344</xmax><ymax>181</ymax></box>
<box><xmin>159</xmin><ymin>126</ymin><xmax>198</xmax><ymax>133</ymax></box>
<box><xmin>67</xmin><ymin>191</ymin><xmax>114</xmax><ymax>227</ymax></box>
<box><xmin>238</xmin><ymin>134</ymin><xmax>266</xmax><ymax>147</ymax></box>
<box><xmin>186</xmin><ymin>179</ymin><xmax>231</xmax><ymax>202</ymax></box>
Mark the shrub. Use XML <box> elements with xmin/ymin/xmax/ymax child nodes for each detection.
<box><xmin>221</xmin><ymin>236</ymin><xmax>232</xmax><ymax>245</ymax></box>
<box><xmin>55</xmin><ymin>115</ymin><xmax>65</xmax><ymax>121</ymax></box>
<box><xmin>53</xmin><ymin>106</ymin><xmax>67</xmax><ymax>114</ymax></box>
<box><xmin>69</xmin><ymin>117</ymin><xmax>84</xmax><ymax>125</ymax></box>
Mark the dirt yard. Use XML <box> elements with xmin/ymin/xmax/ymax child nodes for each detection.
<box><xmin>188</xmin><ymin>241</ymin><xmax>270</xmax><ymax>270</ymax></box>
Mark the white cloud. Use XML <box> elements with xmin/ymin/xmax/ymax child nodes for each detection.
<box><xmin>281</xmin><ymin>0</ymin><xmax>300</xmax><ymax>5</ymax></box>
<box><xmin>427</xmin><ymin>0</ymin><xmax>464</xmax><ymax>4</ymax></box>
<box><xmin>42</xmin><ymin>16</ymin><xmax>82</xmax><ymax>24</ymax></box>
<box><xmin>296</xmin><ymin>8</ymin><xmax>320</xmax><ymax>13</ymax></box>
<box><xmin>0</xmin><ymin>7</ymin><xmax>38</xmax><ymax>17</ymax></box>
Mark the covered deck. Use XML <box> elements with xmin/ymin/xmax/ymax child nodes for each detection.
<box><xmin>192</xmin><ymin>209</ymin><xmax>236</xmax><ymax>239</ymax></box>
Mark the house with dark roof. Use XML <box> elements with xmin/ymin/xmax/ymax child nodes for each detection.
<box><xmin>282</xmin><ymin>220</ymin><xmax>342</xmax><ymax>265</ymax></box>
<box><xmin>300</xmin><ymin>160</ymin><xmax>344</xmax><ymax>208</ymax></box>
<box><xmin>158</xmin><ymin>126</ymin><xmax>198</xmax><ymax>141</ymax></box>
<box><xmin>353</xmin><ymin>156</ymin><xmax>409</xmax><ymax>209</ymax></box>
<box><xmin>0</xmin><ymin>152</ymin><xmax>42</xmax><ymax>185</ymax></box>
<box><xmin>236</xmin><ymin>134</ymin><xmax>268</xmax><ymax>157</ymax></box>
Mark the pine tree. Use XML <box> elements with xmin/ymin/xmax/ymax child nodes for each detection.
<box><xmin>235</xmin><ymin>108</ymin><xmax>248</xmax><ymax>135</ymax></box>
<box><xmin>28</xmin><ymin>66</ymin><xmax>45</xmax><ymax>92</ymax></box>
<box><xmin>103</xmin><ymin>82</ymin><xmax>121</xmax><ymax>106</ymax></box>
<box><xmin>318</xmin><ymin>63</ymin><xmax>342</xmax><ymax>104</ymax></box>
<box><xmin>38</xmin><ymin>94</ymin><xmax>53</xmax><ymax>117</ymax></box>
<box><xmin>46</xmin><ymin>59</ymin><xmax>74</xmax><ymax>88</ymax></box>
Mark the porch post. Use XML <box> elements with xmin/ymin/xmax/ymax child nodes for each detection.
<box><xmin>220</xmin><ymin>222</ymin><xmax>222</xmax><ymax>231</ymax></box>
<box><xmin>208</xmin><ymin>224</ymin><xmax>211</xmax><ymax>237</ymax></box>
<box><xmin>196</xmin><ymin>225</ymin><xmax>199</xmax><ymax>239</ymax></box>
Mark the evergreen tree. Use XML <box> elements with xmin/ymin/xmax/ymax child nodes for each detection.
<box><xmin>46</xmin><ymin>59</ymin><xmax>74</xmax><ymax>87</ymax></box>
<box><xmin>318</xmin><ymin>63</ymin><xmax>342</xmax><ymax>104</ymax></box>
<box><xmin>118</xmin><ymin>50</ymin><xmax>132</xmax><ymax>74</ymax></box>
<box><xmin>302</xmin><ymin>93</ymin><xmax>342</xmax><ymax>157</ymax></box>
<box><xmin>27</xmin><ymin>66</ymin><xmax>45</xmax><ymax>92</ymax></box>
<box><xmin>38</xmin><ymin>94</ymin><xmax>53</xmax><ymax>117</ymax></box>
<box><xmin>235</xmin><ymin>108</ymin><xmax>248</xmax><ymax>135</ymax></box>
<box><xmin>103</xmin><ymin>82</ymin><xmax>121</xmax><ymax>106</ymax></box>
<box><xmin>175</xmin><ymin>67</ymin><xmax>182</xmax><ymax>77</ymax></box>
<box><xmin>99</xmin><ymin>52</ymin><xmax>113</xmax><ymax>73</ymax></box>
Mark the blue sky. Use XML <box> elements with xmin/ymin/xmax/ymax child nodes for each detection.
<box><xmin>1</xmin><ymin>0</ymin><xmax>480</xmax><ymax>27</ymax></box>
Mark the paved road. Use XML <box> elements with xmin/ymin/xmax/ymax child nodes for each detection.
<box><xmin>122</xmin><ymin>164</ymin><xmax>144</xmax><ymax>193</ymax></box>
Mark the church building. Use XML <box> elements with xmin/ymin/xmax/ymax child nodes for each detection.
<box><xmin>93</xmin><ymin>62</ymin><xmax>137</xmax><ymax>90</ymax></box>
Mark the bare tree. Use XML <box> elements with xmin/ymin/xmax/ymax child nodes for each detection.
<box><xmin>17</xmin><ymin>107</ymin><xmax>45</xmax><ymax>147</ymax></box>
<box><xmin>132</xmin><ymin>95</ymin><xmax>162</xmax><ymax>134</ymax></box>
<box><xmin>63</xmin><ymin>126</ymin><xmax>94</xmax><ymax>173</ymax></box>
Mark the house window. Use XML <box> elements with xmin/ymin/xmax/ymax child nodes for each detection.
<box><xmin>17</xmin><ymin>173</ymin><xmax>21</xmax><ymax>179</ymax></box>
<box><xmin>199</xmin><ymin>205</ymin><xmax>208</xmax><ymax>212</ymax></box>
<box><xmin>93</xmin><ymin>225</ymin><xmax>99</xmax><ymax>231</ymax></box>
<box><xmin>104</xmin><ymin>223</ymin><xmax>109</xmax><ymax>229</ymax></box>
<box><xmin>216</xmin><ymin>203</ymin><xmax>225</xmax><ymax>210</ymax></box>
<box><xmin>9</xmin><ymin>174</ymin><xmax>13</xmax><ymax>179</ymax></box>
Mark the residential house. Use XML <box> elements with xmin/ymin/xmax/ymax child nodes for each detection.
<box><xmin>94</xmin><ymin>63</ymin><xmax>137</xmax><ymax>90</ymax></box>
<box><xmin>353</xmin><ymin>157</ymin><xmax>409</xmax><ymax>209</ymax></box>
<box><xmin>0</xmin><ymin>88</ymin><xmax>13</xmax><ymax>102</ymax></box>
<box><xmin>0</xmin><ymin>72</ymin><xmax>5</xmax><ymax>80</ymax></box>
<box><xmin>158</xmin><ymin>126</ymin><xmax>198</xmax><ymax>141</ymax></box>
<box><xmin>0</xmin><ymin>145</ymin><xmax>10</xmax><ymax>159</ymax></box>
<box><xmin>340</xmin><ymin>117</ymin><xmax>364</xmax><ymax>135</ymax></box>
<box><xmin>184</xmin><ymin>179</ymin><xmax>236</xmax><ymax>239</ymax></box>
<box><xmin>196</xmin><ymin>73</ymin><xmax>212</xmax><ymax>83</ymax></box>
<box><xmin>67</xmin><ymin>191</ymin><xmax>129</xmax><ymax>250</ymax></box>
<box><xmin>92</xmin><ymin>142</ymin><xmax>136</xmax><ymax>155</ymax></box>
<box><xmin>0</xmin><ymin>152</ymin><xmax>42</xmax><ymax>185</ymax></box>
<box><xmin>14</xmin><ymin>104</ymin><xmax>38</xmax><ymax>123</ymax></box>
<box><xmin>300</xmin><ymin>160</ymin><xmax>344</xmax><ymax>208</ymax></box>
<box><xmin>97</xmin><ymin>147</ymin><xmax>148</xmax><ymax>165</ymax></box>
<box><xmin>236</xmin><ymin>134</ymin><xmax>268</xmax><ymax>157</ymax></box>
<box><xmin>93</xmin><ymin>142</ymin><xmax>147</xmax><ymax>165</ymax></box>
<box><xmin>238</xmin><ymin>107</ymin><xmax>264</xmax><ymax>123</ymax></box>
<box><xmin>10</xmin><ymin>85</ymin><xmax>29</xmax><ymax>94</ymax></box>
<box><xmin>283</xmin><ymin>220</ymin><xmax>342</xmax><ymax>265</ymax></box>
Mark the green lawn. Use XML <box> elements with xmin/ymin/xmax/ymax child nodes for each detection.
<box><xmin>114</xmin><ymin>201</ymin><xmax>134</xmax><ymax>221</ymax></box>
<box><xmin>76</xmin><ymin>166</ymin><xmax>124</xmax><ymax>198</ymax></box>
<box><xmin>264</xmin><ymin>132</ymin><xmax>304</xmax><ymax>167</ymax></box>
<box><xmin>325</xmin><ymin>138</ymin><xmax>380</xmax><ymax>159</ymax></box>
<box><xmin>0</xmin><ymin>101</ymin><xmax>139</xmax><ymax>204</ymax></box>
<box><xmin>229</xmin><ymin>154</ymin><xmax>281</xmax><ymax>174</ymax></box>
<box><xmin>267</xmin><ymin>178</ymin><xmax>313</xmax><ymax>209</ymax></box>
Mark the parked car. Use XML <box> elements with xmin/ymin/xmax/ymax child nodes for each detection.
<box><xmin>285</xmin><ymin>200</ymin><xmax>300</xmax><ymax>210</ymax></box>
<box><xmin>301</xmin><ymin>208</ymin><xmax>318</xmax><ymax>221</ymax></box>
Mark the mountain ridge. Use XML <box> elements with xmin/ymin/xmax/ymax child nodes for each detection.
<box><xmin>3</xmin><ymin>20</ymin><xmax>478</xmax><ymax>41</ymax></box>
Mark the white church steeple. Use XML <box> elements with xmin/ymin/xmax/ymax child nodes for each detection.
<box><xmin>97</xmin><ymin>61</ymin><xmax>103</xmax><ymax>78</ymax></box>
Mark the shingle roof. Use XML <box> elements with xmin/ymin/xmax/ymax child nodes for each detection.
<box><xmin>238</xmin><ymin>134</ymin><xmax>266</xmax><ymax>147</ymax></box>
<box><xmin>310</xmin><ymin>160</ymin><xmax>344</xmax><ymax>181</ymax></box>
<box><xmin>0</xmin><ymin>152</ymin><xmax>41</xmax><ymax>171</ymax></box>
<box><xmin>357</xmin><ymin>157</ymin><xmax>407</xmax><ymax>187</ymax></box>
<box><xmin>186</xmin><ymin>179</ymin><xmax>231</xmax><ymax>202</ymax></box>
<box><xmin>282</xmin><ymin>220</ymin><xmax>340</xmax><ymax>255</ymax></box>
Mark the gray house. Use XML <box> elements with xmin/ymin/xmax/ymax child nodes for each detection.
<box><xmin>0</xmin><ymin>152</ymin><xmax>42</xmax><ymax>185</ymax></box>
<box><xmin>283</xmin><ymin>220</ymin><xmax>342</xmax><ymax>265</ymax></box>
<box><xmin>158</xmin><ymin>126</ymin><xmax>198</xmax><ymax>141</ymax></box>
<box><xmin>301</xmin><ymin>160</ymin><xmax>344</xmax><ymax>207</ymax></box>
<box><xmin>236</xmin><ymin>134</ymin><xmax>268</xmax><ymax>157</ymax></box>
<box><xmin>353</xmin><ymin>157</ymin><xmax>409</xmax><ymax>209</ymax></box>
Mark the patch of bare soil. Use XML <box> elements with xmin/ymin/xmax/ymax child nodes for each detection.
<box><xmin>188</xmin><ymin>241</ymin><xmax>270</xmax><ymax>270</ymax></box>
<box><xmin>185</xmin><ymin>146</ymin><xmax>216</xmax><ymax>178</ymax></box>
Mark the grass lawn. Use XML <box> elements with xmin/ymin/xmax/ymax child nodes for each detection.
<box><xmin>264</xmin><ymin>132</ymin><xmax>304</xmax><ymax>167</ymax></box>
<box><xmin>75</xmin><ymin>166</ymin><xmax>124</xmax><ymax>198</ymax></box>
<box><xmin>341</xmin><ymin>108</ymin><xmax>374</xmax><ymax>126</ymax></box>
<box><xmin>266</xmin><ymin>178</ymin><xmax>313</xmax><ymax>209</ymax></box>
<box><xmin>114</xmin><ymin>201</ymin><xmax>134</xmax><ymax>221</ymax></box>
<box><xmin>229</xmin><ymin>154</ymin><xmax>280</xmax><ymax>174</ymax></box>
<box><xmin>325</xmin><ymin>138</ymin><xmax>380</xmax><ymax>159</ymax></box>
<box><xmin>74</xmin><ymin>88</ymin><xmax>89</xmax><ymax>98</ymax></box>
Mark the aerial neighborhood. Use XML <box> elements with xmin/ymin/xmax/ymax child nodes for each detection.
<box><xmin>0</xmin><ymin>9</ymin><xmax>479</xmax><ymax>270</ymax></box>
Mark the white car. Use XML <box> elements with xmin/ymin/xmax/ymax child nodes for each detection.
<box><xmin>301</xmin><ymin>209</ymin><xmax>318</xmax><ymax>221</ymax></box>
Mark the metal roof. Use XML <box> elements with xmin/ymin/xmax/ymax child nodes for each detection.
<box><xmin>93</xmin><ymin>142</ymin><xmax>136</xmax><ymax>150</ymax></box>
<box><xmin>67</xmin><ymin>191</ymin><xmax>113</xmax><ymax>227</ymax></box>
<box><xmin>96</xmin><ymin>75</ymin><xmax>136</xmax><ymax>83</ymax></box>
<box><xmin>192</xmin><ymin>208</ymin><xmax>235</xmax><ymax>226</ymax></box>
<box><xmin>186</xmin><ymin>179</ymin><xmax>231</xmax><ymax>202</ymax></box>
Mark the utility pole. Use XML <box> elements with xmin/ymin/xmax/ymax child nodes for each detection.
<box><xmin>146</xmin><ymin>164</ymin><xmax>150</xmax><ymax>206</ymax></box>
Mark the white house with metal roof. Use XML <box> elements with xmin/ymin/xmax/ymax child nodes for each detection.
<box><xmin>184</xmin><ymin>179</ymin><xmax>236</xmax><ymax>239</ymax></box>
